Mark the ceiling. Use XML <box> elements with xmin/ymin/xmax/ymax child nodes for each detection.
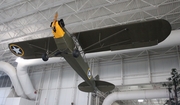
<box><xmin>1</xmin><ymin>0</ymin><xmax>180</xmax><ymax>65</ymax></box>
<box><xmin>0</xmin><ymin>0</ymin><xmax>180</xmax><ymax>104</ymax></box>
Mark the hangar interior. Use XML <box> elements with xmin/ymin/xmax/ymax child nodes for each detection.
<box><xmin>0</xmin><ymin>0</ymin><xmax>180</xmax><ymax>105</ymax></box>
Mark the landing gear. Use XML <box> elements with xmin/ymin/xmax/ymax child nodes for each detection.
<box><xmin>42</xmin><ymin>53</ymin><xmax>49</xmax><ymax>61</ymax></box>
<box><xmin>55</xmin><ymin>50</ymin><xmax>62</xmax><ymax>56</ymax></box>
<box><xmin>58</xmin><ymin>19</ymin><xmax>65</xmax><ymax>27</ymax></box>
<box><xmin>73</xmin><ymin>49</ymin><xmax>80</xmax><ymax>58</ymax></box>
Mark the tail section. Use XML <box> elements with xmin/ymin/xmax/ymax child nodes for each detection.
<box><xmin>78</xmin><ymin>80</ymin><xmax>115</xmax><ymax>92</ymax></box>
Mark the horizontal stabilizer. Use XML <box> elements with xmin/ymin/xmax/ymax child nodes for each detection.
<box><xmin>78</xmin><ymin>80</ymin><xmax>115</xmax><ymax>92</ymax></box>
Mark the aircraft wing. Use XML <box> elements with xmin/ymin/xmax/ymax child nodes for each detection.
<box><xmin>74</xmin><ymin>19</ymin><xmax>171</xmax><ymax>53</ymax></box>
<box><xmin>8</xmin><ymin>37</ymin><xmax>58</xmax><ymax>59</ymax></box>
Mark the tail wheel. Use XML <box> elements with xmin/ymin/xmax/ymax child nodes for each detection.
<box><xmin>58</xmin><ymin>19</ymin><xmax>65</xmax><ymax>27</ymax></box>
<box><xmin>73</xmin><ymin>49</ymin><xmax>80</xmax><ymax>58</ymax></box>
<box><xmin>42</xmin><ymin>53</ymin><xmax>49</xmax><ymax>61</ymax></box>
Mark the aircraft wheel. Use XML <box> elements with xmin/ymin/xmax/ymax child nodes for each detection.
<box><xmin>42</xmin><ymin>53</ymin><xmax>49</xmax><ymax>61</ymax></box>
<box><xmin>58</xmin><ymin>19</ymin><xmax>65</xmax><ymax>27</ymax></box>
<box><xmin>73</xmin><ymin>49</ymin><xmax>80</xmax><ymax>58</ymax></box>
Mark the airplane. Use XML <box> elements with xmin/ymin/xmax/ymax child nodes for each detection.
<box><xmin>8</xmin><ymin>12</ymin><xmax>171</xmax><ymax>93</ymax></box>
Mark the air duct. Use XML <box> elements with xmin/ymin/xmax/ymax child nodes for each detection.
<box><xmin>0</xmin><ymin>61</ymin><xmax>26</xmax><ymax>98</ymax></box>
<box><xmin>17</xmin><ymin>57</ymin><xmax>64</xmax><ymax>100</ymax></box>
<box><xmin>102</xmin><ymin>89</ymin><xmax>169</xmax><ymax>105</ymax></box>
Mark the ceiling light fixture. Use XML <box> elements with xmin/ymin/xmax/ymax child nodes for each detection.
<box><xmin>15</xmin><ymin>57</ymin><xmax>24</xmax><ymax>63</ymax></box>
<box><xmin>138</xmin><ymin>99</ymin><xmax>144</xmax><ymax>102</ymax></box>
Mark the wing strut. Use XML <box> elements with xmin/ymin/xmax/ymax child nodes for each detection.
<box><xmin>28</xmin><ymin>44</ymin><xmax>52</xmax><ymax>52</ymax></box>
<box><xmin>85</xmin><ymin>39</ymin><xmax>130</xmax><ymax>52</ymax></box>
<box><xmin>83</xmin><ymin>28</ymin><xmax>128</xmax><ymax>51</ymax></box>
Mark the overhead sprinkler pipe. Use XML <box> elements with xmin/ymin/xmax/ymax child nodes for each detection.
<box><xmin>0</xmin><ymin>61</ymin><xmax>27</xmax><ymax>98</ymax></box>
<box><xmin>102</xmin><ymin>89</ymin><xmax>169</xmax><ymax>105</ymax></box>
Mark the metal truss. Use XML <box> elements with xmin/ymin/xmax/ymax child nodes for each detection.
<box><xmin>1</xmin><ymin>0</ymin><xmax>180</xmax><ymax>42</ymax></box>
<box><xmin>0</xmin><ymin>1</ymin><xmax>180</xmax><ymax>104</ymax></box>
<box><xmin>0</xmin><ymin>0</ymin><xmax>180</xmax><ymax>66</ymax></box>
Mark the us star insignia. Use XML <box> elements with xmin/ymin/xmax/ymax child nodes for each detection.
<box><xmin>9</xmin><ymin>44</ymin><xmax>24</xmax><ymax>56</ymax></box>
<box><xmin>87</xmin><ymin>68</ymin><xmax>92</xmax><ymax>80</ymax></box>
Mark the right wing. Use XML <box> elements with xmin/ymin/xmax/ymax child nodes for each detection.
<box><xmin>8</xmin><ymin>37</ymin><xmax>57</xmax><ymax>59</ymax></box>
<box><xmin>74</xmin><ymin>19</ymin><xmax>171</xmax><ymax>53</ymax></box>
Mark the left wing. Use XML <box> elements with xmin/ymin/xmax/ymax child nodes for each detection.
<box><xmin>8</xmin><ymin>37</ymin><xmax>57</xmax><ymax>59</ymax></box>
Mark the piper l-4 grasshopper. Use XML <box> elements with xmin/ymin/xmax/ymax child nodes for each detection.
<box><xmin>9</xmin><ymin>13</ymin><xmax>171</xmax><ymax>93</ymax></box>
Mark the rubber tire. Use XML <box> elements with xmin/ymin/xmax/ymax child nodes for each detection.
<box><xmin>42</xmin><ymin>53</ymin><xmax>49</xmax><ymax>61</ymax></box>
<box><xmin>73</xmin><ymin>49</ymin><xmax>80</xmax><ymax>58</ymax></box>
<box><xmin>58</xmin><ymin>19</ymin><xmax>65</xmax><ymax>27</ymax></box>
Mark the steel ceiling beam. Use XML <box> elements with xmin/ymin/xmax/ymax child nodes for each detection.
<box><xmin>0</xmin><ymin>0</ymin><xmax>130</xmax><ymax>35</ymax></box>
<box><xmin>0</xmin><ymin>5</ymin><xmax>157</xmax><ymax>43</ymax></box>
<box><xmin>0</xmin><ymin>0</ymin><xmax>75</xmax><ymax>25</ymax></box>
<box><xmin>0</xmin><ymin>0</ymin><xmax>27</xmax><ymax>10</ymax></box>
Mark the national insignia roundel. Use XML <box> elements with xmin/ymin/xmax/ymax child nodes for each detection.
<box><xmin>87</xmin><ymin>68</ymin><xmax>92</xmax><ymax>80</ymax></box>
<box><xmin>9</xmin><ymin>44</ymin><xmax>24</xmax><ymax>57</ymax></box>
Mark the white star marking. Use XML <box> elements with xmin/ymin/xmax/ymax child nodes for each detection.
<box><xmin>12</xmin><ymin>46</ymin><xmax>22</xmax><ymax>54</ymax></box>
<box><xmin>87</xmin><ymin>70</ymin><xmax>92</xmax><ymax>79</ymax></box>
<box><xmin>88</xmin><ymin>71</ymin><xmax>91</xmax><ymax>76</ymax></box>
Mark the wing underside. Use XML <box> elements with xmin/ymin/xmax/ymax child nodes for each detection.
<box><xmin>8</xmin><ymin>19</ymin><xmax>171</xmax><ymax>59</ymax></box>
<box><xmin>74</xmin><ymin>19</ymin><xmax>171</xmax><ymax>53</ymax></box>
<box><xmin>9</xmin><ymin>37</ymin><xmax>57</xmax><ymax>59</ymax></box>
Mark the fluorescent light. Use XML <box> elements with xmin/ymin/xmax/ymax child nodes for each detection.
<box><xmin>138</xmin><ymin>99</ymin><xmax>144</xmax><ymax>102</ymax></box>
<box><xmin>15</xmin><ymin>57</ymin><xmax>24</xmax><ymax>62</ymax></box>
